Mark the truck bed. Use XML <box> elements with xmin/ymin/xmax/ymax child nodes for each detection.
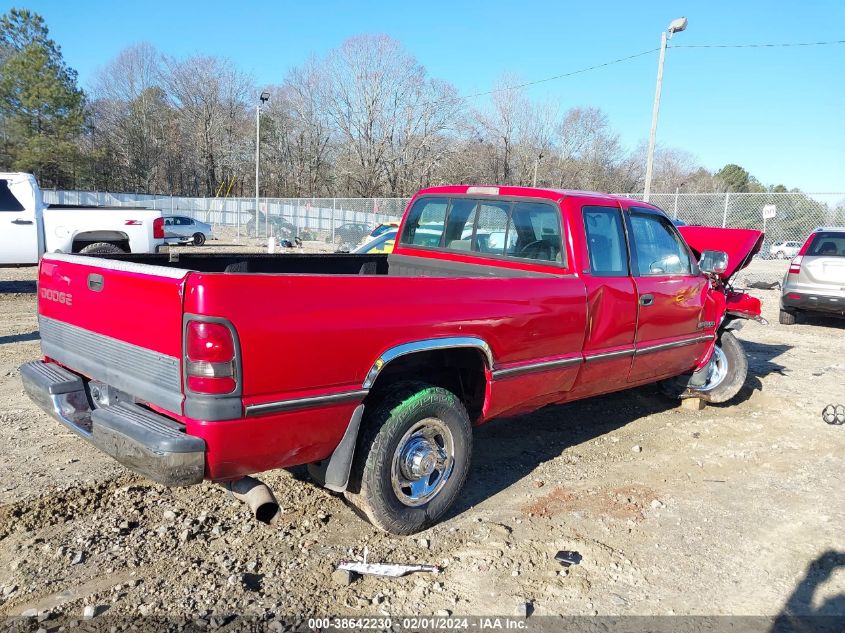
<box><xmin>93</xmin><ymin>252</ymin><xmax>391</xmax><ymax>275</ymax></box>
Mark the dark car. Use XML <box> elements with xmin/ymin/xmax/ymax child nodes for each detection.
<box><xmin>244</xmin><ymin>212</ymin><xmax>297</xmax><ymax>239</ymax></box>
<box><xmin>334</xmin><ymin>222</ymin><xmax>371</xmax><ymax>250</ymax></box>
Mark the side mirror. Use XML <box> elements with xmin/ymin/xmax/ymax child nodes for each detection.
<box><xmin>699</xmin><ymin>250</ymin><xmax>728</xmax><ymax>275</ymax></box>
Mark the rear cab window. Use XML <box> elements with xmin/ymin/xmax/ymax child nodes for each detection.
<box><xmin>807</xmin><ymin>232</ymin><xmax>845</xmax><ymax>257</ymax></box>
<box><xmin>400</xmin><ymin>196</ymin><xmax>566</xmax><ymax>267</ymax></box>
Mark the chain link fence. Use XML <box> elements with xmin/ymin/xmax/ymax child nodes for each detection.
<box><xmin>41</xmin><ymin>189</ymin><xmax>845</xmax><ymax>253</ymax></box>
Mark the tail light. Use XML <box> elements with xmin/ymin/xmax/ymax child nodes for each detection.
<box><xmin>153</xmin><ymin>216</ymin><xmax>165</xmax><ymax>239</ymax></box>
<box><xmin>185</xmin><ymin>321</ymin><xmax>237</xmax><ymax>394</ymax></box>
<box><xmin>788</xmin><ymin>256</ymin><xmax>802</xmax><ymax>274</ymax></box>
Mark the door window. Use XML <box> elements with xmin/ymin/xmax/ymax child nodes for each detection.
<box><xmin>0</xmin><ymin>180</ymin><xmax>25</xmax><ymax>212</ymax></box>
<box><xmin>582</xmin><ymin>206</ymin><xmax>628</xmax><ymax>276</ymax></box>
<box><xmin>628</xmin><ymin>210</ymin><xmax>692</xmax><ymax>276</ymax></box>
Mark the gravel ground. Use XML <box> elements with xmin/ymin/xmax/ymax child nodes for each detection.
<box><xmin>0</xmin><ymin>254</ymin><xmax>843</xmax><ymax>628</ymax></box>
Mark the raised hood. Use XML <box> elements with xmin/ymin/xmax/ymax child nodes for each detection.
<box><xmin>678</xmin><ymin>226</ymin><xmax>764</xmax><ymax>281</ymax></box>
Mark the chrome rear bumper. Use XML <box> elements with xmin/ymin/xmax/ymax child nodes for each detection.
<box><xmin>21</xmin><ymin>361</ymin><xmax>205</xmax><ymax>486</ymax></box>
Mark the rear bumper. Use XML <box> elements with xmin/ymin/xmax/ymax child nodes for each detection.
<box><xmin>781</xmin><ymin>291</ymin><xmax>845</xmax><ymax>316</ymax></box>
<box><xmin>21</xmin><ymin>361</ymin><xmax>205</xmax><ymax>486</ymax></box>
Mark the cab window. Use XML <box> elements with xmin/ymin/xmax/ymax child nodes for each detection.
<box><xmin>582</xmin><ymin>206</ymin><xmax>628</xmax><ymax>276</ymax></box>
<box><xmin>628</xmin><ymin>209</ymin><xmax>692</xmax><ymax>276</ymax></box>
<box><xmin>505</xmin><ymin>202</ymin><xmax>564</xmax><ymax>264</ymax></box>
<box><xmin>473</xmin><ymin>201</ymin><xmax>511</xmax><ymax>256</ymax></box>
<box><xmin>400</xmin><ymin>196</ymin><xmax>564</xmax><ymax>266</ymax></box>
<box><xmin>400</xmin><ymin>197</ymin><xmax>448</xmax><ymax>247</ymax></box>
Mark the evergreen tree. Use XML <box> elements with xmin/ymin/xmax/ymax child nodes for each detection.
<box><xmin>0</xmin><ymin>8</ymin><xmax>85</xmax><ymax>186</ymax></box>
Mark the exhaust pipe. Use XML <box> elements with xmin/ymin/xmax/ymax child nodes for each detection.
<box><xmin>224</xmin><ymin>476</ymin><xmax>280</xmax><ymax>524</ymax></box>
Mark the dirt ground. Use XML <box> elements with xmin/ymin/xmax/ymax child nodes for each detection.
<box><xmin>1</xmin><ymin>253</ymin><xmax>843</xmax><ymax>627</ymax></box>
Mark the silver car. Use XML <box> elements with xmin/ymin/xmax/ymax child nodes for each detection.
<box><xmin>163</xmin><ymin>215</ymin><xmax>214</xmax><ymax>246</ymax></box>
<box><xmin>780</xmin><ymin>227</ymin><xmax>845</xmax><ymax>324</ymax></box>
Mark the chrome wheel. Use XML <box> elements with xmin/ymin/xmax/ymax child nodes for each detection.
<box><xmin>696</xmin><ymin>345</ymin><xmax>728</xmax><ymax>392</ymax></box>
<box><xmin>391</xmin><ymin>417</ymin><xmax>454</xmax><ymax>507</ymax></box>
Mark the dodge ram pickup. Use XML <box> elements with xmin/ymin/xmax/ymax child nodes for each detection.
<box><xmin>21</xmin><ymin>185</ymin><xmax>765</xmax><ymax>534</ymax></box>
<box><xmin>1</xmin><ymin>172</ymin><xmax>165</xmax><ymax>266</ymax></box>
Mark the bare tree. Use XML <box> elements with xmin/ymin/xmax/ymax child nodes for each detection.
<box><xmin>161</xmin><ymin>55</ymin><xmax>252</xmax><ymax>195</ymax></box>
<box><xmin>90</xmin><ymin>43</ymin><xmax>172</xmax><ymax>192</ymax></box>
<box><xmin>319</xmin><ymin>34</ymin><xmax>462</xmax><ymax>196</ymax></box>
<box><xmin>81</xmin><ymin>37</ymin><xmax>724</xmax><ymax>199</ymax></box>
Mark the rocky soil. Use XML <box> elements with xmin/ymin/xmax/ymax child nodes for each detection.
<box><xmin>1</xmin><ymin>257</ymin><xmax>843</xmax><ymax>629</ymax></box>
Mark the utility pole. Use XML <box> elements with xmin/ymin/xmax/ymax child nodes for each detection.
<box><xmin>643</xmin><ymin>17</ymin><xmax>688</xmax><ymax>202</ymax></box>
<box><xmin>532</xmin><ymin>152</ymin><xmax>544</xmax><ymax>187</ymax></box>
<box><xmin>255</xmin><ymin>91</ymin><xmax>270</xmax><ymax>238</ymax></box>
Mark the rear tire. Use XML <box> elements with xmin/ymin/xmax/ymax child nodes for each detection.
<box><xmin>659</xmin><ymin>330</ymin><xmax>747</xmax><ymax>404</ymax></box>
<box><xmin>192</xmin><ymin>232</ymin><xmax>206</xmax><ymax>246</ymax></box>
<box><xmin>78</xmin><ymin>242</ymin><xmax>125</xmax><ymax>255</ymax></box>
<box><xmin>345</xmin><ymin>382</ymin><xmax>472</xmax><ymax>535</ymax></box>
<box><xmin>779</xmin><ymin>309</ymin><xmax>797</xmax><ymax>325</ymax></box>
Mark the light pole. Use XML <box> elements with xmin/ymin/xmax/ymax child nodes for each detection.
<box><xmin>255</xmin><ymin>90</ymin><xmax>270</xmax><ymax>238</ymax></box>
<box><xmin>643</xmin><ymin>17</ymin><xmax>687</xmax><ymax>202</ymax></box>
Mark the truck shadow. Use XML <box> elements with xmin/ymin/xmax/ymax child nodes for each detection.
<box><xmin>0</xmin><ymin>330</ymin><xmax>40</xmax><ymax>344</ymax></box>
<box><xmin>0</xmin><ymin>280</ymin><xmax>37</xmax><ymax>294</ymax></box>
<box><xmin>771</xmin><ymin>550</ymin><xmax>845</xmax><ymax>631</ymax></box>
<box><xmin>451</xmin><ymin>385</ymin><xmax>675</xmax><ymax>516</ymax></box>
<box><xmin>451</xmin><ymin>339</ymin><xmax>792</xmax><ymax>517</ymax></box>
<box><xmin>714</xmin><ymin>340</ymin><xmax>792</xmax><ymax>407</ymax></box>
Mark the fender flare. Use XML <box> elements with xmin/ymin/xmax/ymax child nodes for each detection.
<box><xmin>314</xmin><ymin>337</ymin><xmax>494</xmax><ymax>492</ymax></box>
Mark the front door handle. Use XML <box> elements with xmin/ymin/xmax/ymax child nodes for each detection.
<box><xmin>11</xmin><ymin>218</ymin><xmax>34</xmax><ymax>225</ymax></box>
<box><xmin>639</xmin><ymin>294</ymin><xmax>654</xmax><ymax>306</ymax></box>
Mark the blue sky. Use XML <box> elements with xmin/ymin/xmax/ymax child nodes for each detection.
<box><xmin>8</xmin><ymin>0</ymin><xmax>845</xmax><ymax>192</ymax></box>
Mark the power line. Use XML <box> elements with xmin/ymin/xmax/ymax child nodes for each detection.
<box><xmin>433</xmin><ymin>39</ymin><xmax>845</xmax><ymax>107</ymax></box>
<box><xmin>429</xmin><ymin>48</ymin><xmax>661</xmax><ymax>106</ymax></box>
<box><xmin>670</xmin><ymin>39</ymin><xmax>845</xmax><ymax>49</ymax></box>
<box><xmin>342</xmin><ymin>38</ymin><xmax>845</xmax><ymax>115</ymax></box>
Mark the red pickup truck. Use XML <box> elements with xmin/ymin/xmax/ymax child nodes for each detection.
<box><xmin>22</xmin><ymin>185</ymin><xmax>764</xmax><ymax>534</ymax></box>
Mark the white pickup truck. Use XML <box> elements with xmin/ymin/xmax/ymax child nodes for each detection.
<box><xmin>1</xmin><ymin>173</ymin><xmax>165</xmax><ymax>266</ymax></box>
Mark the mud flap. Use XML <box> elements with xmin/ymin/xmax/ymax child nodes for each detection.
<box><xmin>308</xmin><ymin>404</ymin><xmax>364</xmax><ymax>492</ymax></box>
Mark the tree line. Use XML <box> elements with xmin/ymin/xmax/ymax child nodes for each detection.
<box><xmin>0</xmin><ymin>8</ymin><xmax>813</xmax><ymax>199</ymax></box>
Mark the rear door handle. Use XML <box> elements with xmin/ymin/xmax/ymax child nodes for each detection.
<box><xmin>10</xmin><ymin>218</ymin><xmax>33</xmax><ymax>225</ymax></box>
<box><xmin>639</xmin><ymin>294</ymin><xmax>654</xmax><ymax>306</ymax></box>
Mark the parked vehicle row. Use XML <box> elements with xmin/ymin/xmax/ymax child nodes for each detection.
<box><xmin>22</xmin><ymin>184</ymin><xmax>766</xmax><ymax>535</ymax></box>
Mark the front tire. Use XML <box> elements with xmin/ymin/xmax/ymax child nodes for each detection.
<box><xmin>192</xmin><ymin>232</ymin><xmax>206</xmax><ymax>246</ymax></box>
<box><xmin>345</xmin><ymin>382</ymin><xmax>472</xmax><ymax>535</ymax></box>
<box><xmin>660</xmin><ymin>330</ymin><xmax>748</xmax><ymax>404</ymax></box>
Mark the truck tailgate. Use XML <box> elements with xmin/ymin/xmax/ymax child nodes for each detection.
<box><xmin>37</xmin><ymin>253</ymin><xmax>189</xmax><ymax>415</ymax></box>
